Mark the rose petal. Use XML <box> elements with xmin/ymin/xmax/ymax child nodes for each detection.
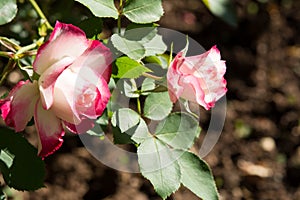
<box><xmin>179</xmin><ymin>46</ymin><xmax>222</xmax><ymax>74</ymax></box>
<box><xmin>51</xmin><ymin>66</ymin><xmax>110</xmax><ymax>124</ymax></box>
<box><xmin>69</xmin><ymin>40</ymin><xmax>112</xmax><ymax>82</ymax></box>
<box><xmin>34</xmin><ymin>99</ymin><xmax>65</xmax><ymax>157</ymax></box>
<box><xmin>184</xmin><ymin>47</ymin><xmax>227</xmax><ymax>108</ymax></box>
<box><xmin>74</xmin><ymin>67</ymin><xmax>111</xmax><ymax>119</ymax></box>
<box><xmin>38</xmin><ymin>56</ymin><xmax>75</xmax><ymax>109</ymax></box>
<box><xmin>0</xmin><ymin>80</ymin><xmax>39</xmax><ymax>132</ymax></box>
<box><xmin>167</xmin><ymin>62</ymin><xmax>184</xmax><ymax>103</ymax></box>
<box><xmin>51</xmin><ymin>68</ymin><xmax>81</xmax><ymax>124</ymax></box>
<box><xmin>167</xmin><ymin>46</ymin><xmax>227</xmax><ymax>109</ymax></box>
<box><xmin>179</xmin><ymin>75</ymin><xmax>208</xmax><ymax>109</ymax></box>
<box><xmin>33</xmin><ymin>21</ymin><xmax>89</xmax><ymax>75</ymax></box>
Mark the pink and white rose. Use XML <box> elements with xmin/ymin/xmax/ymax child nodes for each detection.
<box><xmin>0</xmin><ymin>21</ymin><xmax>112</xmax><ymax>157</ymax></box>
<box><xmin>167</xmin><ymin>46</ymin><xmax>227</xmax><ymax>110</ymax></box>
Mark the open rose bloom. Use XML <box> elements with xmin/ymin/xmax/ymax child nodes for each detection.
<box><xmin>0</xmin><ymin>22</ymin><xmax>112</xmax><ymax>157</ymax></box>
<box><xmin>167</xmin><ymin>46</ymin><xmax>227</xmax><ymax>110</ymax></box>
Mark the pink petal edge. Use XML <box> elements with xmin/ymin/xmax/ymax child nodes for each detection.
<box><xmin>38</xmin><ymin>56</ymin><xmax>74</xmax><ymax>109</ymax></box>
<box><xmin>0</xmin><ymin>80</ymin><xmax>39</xmax><ymax>132</ymax></box>
<box><xmin>33</xmin><ymin>21</ymin><xmax>89</xmax><ymax>75</ymax></box>
<box><xmin>34</xmin><ymin>99</ymin><xmax>65</xmax><ymax>158</ymax></box>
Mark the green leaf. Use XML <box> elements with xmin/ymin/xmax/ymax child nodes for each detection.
<box><xmin>75</xmin><ymin>0</ymin><xmax>118</xmax><ymax>19</ymax></box>
<box><xmin>111</xmin><ymin>28</ymin><xmax>167</xmax><ymax>61</ymax></box>
<box><xmin>123</xmin><ymin>0</ymin><xmax>164</xmax><ymax>24</ymax></box>
<box><xmin>175</xmin><ymin>151</ymin><xmax>219</xmax><ymax>200</ymax></box>
<box><xmin>112</xmin><ymin>112</ymin><xmax>149</xmax><ymax>144</ymax></box>
<box><xmin>111</xmin><ymin>34</ymin><xmax>145</xmax><ymax>60</ymax></box>
<box><xmin>0</xmin><ymin>0</ymin><xmax>17</xmax><ymax>25</ymax></box>
<box><xmin>86</xmin><ymin>123</ymin><xmax>105</xmax><ymax>137</ymax></box>
<box><xmin>202</xmin><ymin>0</ymin><xmax>237</xmax><ymax>27</ymax></box>
<box><xmin>111</xmin><ymin>108</ymin><xmax>149</xmax><ymax>144</ymax></box>
<box><xmin>144</xmin><ymin>92</ymin><xmax>173</xmax><ymax>120</ymax></box>
<box><xmin>114</xmin><ymin>57</ymin><xmax>152</xmax><ymax>79</ymax></box>
<box><xmin>38</xmin><ymin>20</ymin><xmax>48</xmax><ymax>37</ymax></box>
<box><xmin>111</xmin><ymin>108</ymin><xmax>140</xmax><ymax>133</ymax></box>
<box><xmin>141</xmin><ymin>78</ymin><xmax>155</xmax><ymax>95</ymax></box>
<box><xmin>0</xmin><ymin>149</ymin><xmax>14</xmax><ymax>168</ymax></box>
<box><xmin>143</xmin><ymin>34</ymin><xmax>167</xmax><ymax>57</ymax></box>
<box><xmin>138</xmin><ymin>136</ymin><xmax>181</xmax><ymax>199</ymax></box>
<box><xmin>117</xmin><ymin>79</ymin><xmax>140</xmax><ymax>98</ymax></box>
<box><xmin>112</xmin><ymin>126</ymin><xmax>133</xmax><ymax>144</ymax></box>
<box><xmin>129</xmin><ymin>118</ymin><xmax>149</xmax><ymax>143</ymax></box>
<box><xmin>144</xmin><ymin>55</ymin><xmax>169</xmax><ymax>69</ymax></box>
<box><xmin>124</xmin><ymin>27</ymin><xmax>156</xmax><ymax>42</ymax></box>
<box><xmin>0</xmin><ymin>128</ymin><xmax>45</xmax><ymax>191</ymax></box>
<box><xmin>155</xmin><ymin>113</ymin><xmax>201</xmax><ymax>150</ymax></box>
<box><xmin>126</xmin><ymin>23</ymin><xmax>158</xmax><ymax>31</ymax></box>
<box><xmin>77</xmin><ymin>17</ymin><xmax>103</xmax><ymax>38</ymax></box>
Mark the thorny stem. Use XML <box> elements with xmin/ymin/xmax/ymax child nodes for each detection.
<box><xmin>28</xmin><ymin>0</ymin><xmax>53</xmax><ymax>30</ymax></box>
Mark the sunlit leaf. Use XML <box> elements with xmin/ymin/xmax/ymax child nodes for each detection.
<box><xmin>114</xmin><ymin>57</ymin><xmax>152</xmax><ymax>79</ymax></box>
<box><xmin>111</xmin><ymin>28</ymin><xmax>167</xmax><ymax>61</ymax></box>
<box><xmin>138</xmin><ymin>137</ymin><xmax>181</xmax><ymax>199</ymax></box>
<box><xmin>111</xmin><ymin>108</ymin><xmax>140</xmax><ymax>133</ymax></box>
<box><xmin>141</xmin><ymin>78</ymin><xmax>155</xmax><ymax>95</ymax></box>
<box><xmin>144</xmin><ymin>92</ymin><xmax>173</xmax><ymax>120</ymax></box>
<box><xmin>0</xmin><ymin>149</ymin><xmax>14</xmax><ymax>168</ymax></box>
<box><xmin>123</xmin><ymin>0</ymin><xmax>164</xmax><ymax>24</ymax></box>
<box><xmin>144</xmin><ymin>55</ymin><xmax>169</xmax><ymax>69</ymax></box>
<box><xmin>0</xmin><ymin>0</ymin><xmax>17</xmax><ymax>25</ymax></box>
<box><xmin>111</xmin><ymin>34</ymin><xmax>145</xmax><ymax>60</ymax></box>
<box><xmin>116</xmin><ymin>78</ymin><xmax>140</xmax><ymax>98</ymax></box>
<box><xmin>155</xmin><ymin>113</ymin><xmax>201</xmax><ymax>150</ymax></box>
<box><xmin>75</xmin><ymin>0</ymin><xmax>118</xmax><ymax>19</ymax></box>
<box><xmin>129</xmin><ymin>118</ymin><xmax>149</xmax><ymax>144</ymax></box>
<box><xmin>175</xmin><ymin>151</ymin><xmax>219</xmax><ymax>200</ymax></box>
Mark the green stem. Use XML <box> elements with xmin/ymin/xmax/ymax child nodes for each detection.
<box><xmin>168</xmin><ymin>42</ymin><xmax>173</xmax><ymax>65</ymax></box>
<box><xmin>142</xmin><ymin>72</ymin><xmax>163</xmax><ymax>81</ymax></box>
<box><xmin>28</xmin><ymin>0</ymin><xmax>53</xmax><ymax>30</ymax></box>
<box><xmin>117</xmin><ymin>16</ymin><xmax>122</xmax><ymax>34</ymax></box>
<box><xmin>14</xmin><ymin>37</ymin><xmax>43</xmax><ymax>59</ymax></box>
<box><xmin>16</xmin><ymin>43</ymin><xmax>37</xmax><ymax>56</ymax></box>
<box><xmin>0</xmin><ymin>51</ymin><xmax>14</xmax><ymax>59</ymax></box>
<box><xmin>0</xmin><ymin>59</ymin><xmax>16</xmax><ymax>86</ymax></box>
<box><xmin>137</xmin><ymin>97</ymin><xmax>141</xmax><ymax>115</ymax></box>
<box><xmin>0</xmin><ymin>37</ymin><xmax>21</xmax><ymax>52</ymax></box>
<box><xmin>117</xmin><ymin>0</ymin><xmax>124</xmax><ymax>34</ymax></box>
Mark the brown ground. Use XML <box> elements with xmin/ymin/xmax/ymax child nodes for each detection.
<box><xmin>1</xmin><ymin>0</ymin><xmax>300</xmax><ymax>199</ymax></box>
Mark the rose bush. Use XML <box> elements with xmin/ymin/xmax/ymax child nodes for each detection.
<box><xmin>0</xmin><ymin>0</ymin><xmax>233</xmax><ymax>198</ymax></box>
<box><xmin>0</xmin><ymin>21</ymin><xmax>112</xmax><ymax>157</ymax></box>
<box><xmin>167</xmin><ymin>45</ymin><xmax>227</xmax><ymax>110</ymax></box>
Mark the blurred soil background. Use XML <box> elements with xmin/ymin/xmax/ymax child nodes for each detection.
<box><xmin>0</xmin><ymin>0</ymin><xmax>300</xmax><ymax>199</ymax></box>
